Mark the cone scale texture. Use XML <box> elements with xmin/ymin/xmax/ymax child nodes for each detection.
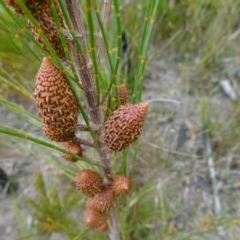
<box><xmin>112</xmin><ymin>175</ymin><xmax>131</xmax><ymax>195</ymax></box>
<box><xmin>83</xmin><ymin>209</ymin><xmax>108</xmax><ymax>228</ymax></box>
<box><xmin>104</xmin><ymin>103</ymin><xmax>148</xmax><ymax>151</ymax></box>
<box><xmin>6</xmin><ymin>0</ymin><xmax>47</xmax><ymax>17</ymax></box>
<box><xmin>34</xmin><ymin>57</ymin><xmax>79</xmax><ymax>142</ymax></box>
<box><xmin>28</xmin><ymin>0</ymin><xmax>67</xmax><ymax>59</ymax></box>
<box><xmin>75</xmin><ymin>170</ymin><xmax>104</xmax><ymax>197</ymax></box>
<box><xmin>118</xmin><ymin>84</ymin><xmax>128</xmax><ymax>105</ymax></box>
<box><xmin>91</xmin><ymin>187</ymin><xmax>115</xmax><ymax>214</ymax></box>
<box><xmin>61</xmin><ymin>141</ymin><xmax>83</xmax><ymax>162</ymax></box>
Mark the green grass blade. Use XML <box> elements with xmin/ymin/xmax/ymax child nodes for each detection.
<box><xmin>0</xmin><ymin>126</ymin><xmax>101</xmax><ymax>167</ymax></box>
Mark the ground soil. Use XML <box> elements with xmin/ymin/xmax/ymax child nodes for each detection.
<box><xmin>1</xmin><ymin>58</ymin><xmax>240</xmax><ymax>240</ymax></box>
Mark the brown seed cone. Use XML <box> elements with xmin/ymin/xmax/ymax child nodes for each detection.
<box><xmin>28</xmin><ymin>0</ymin><xmax>67</xmax><ymax>60</ymax></box>
<box><xmin>61</xmin><ymin>141</ymin><xmax>83</xmax><ymax>162</ymax></box>
<box><xmin>6</xmin><ymin>0</ymin><xmax>47</xmax><ymax>17</ymax></box>
<box><xmin>75</xmin><ymin>170</ymin><xmax>104</xmax><ymax>197</ymax></box>
<box><xmin>34</xmin><ymin>58</ymin><xmax>79</xmax><ymax>141</ymax></box>
<box><xmin>91</xmin><ymin>187</ymin><xmax>115</xmax><ymax>214</ymax></box>
<box><xmin>112</xmin><ymin>175</ymin><xmax>131</xmax><ymax>195</ymax></box>
<box><xmin>104</xmin><ymin>103</ymin><xmax>148</xmax><ymax>151</ymax></box>
<box><xmin>83</xmin><ymin>209</ymin><xmax>108</xmax><ymax>229</ymax></box>
<box><xmin>118</xmin><ymin>84</ymin><xmax>128</xmax><ymax>105</ymax></box>
<box><xmin>96</xmin><ymin>222</ymin><xmax>108</xmax><ymax>232</ymax></box>
<box><xmin>42</xmin><ymin>124</ymin><xmax>75</xmax><ymax>142</ymax></box>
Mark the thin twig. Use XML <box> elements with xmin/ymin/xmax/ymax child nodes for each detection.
<box><xmin>73</xmin><ymin>137</ymin><xmax>95</xmax><ymax>148</ymax></box>
<box><xmin>144</xmin><ymin>97</ymin><xmax>180</xmax><ymax>104</ymax></box>
<box><xmin>109</xmin><ymin>206</ymin><xmax>121</xmax><ymax>240</ymax></box>
<box><xmin>204</xmin><ymin>131</ymin><xmax>228</xmax><ymax>240</ymax></box>
<box><xmin>76</xmin><ymin>124</ymin><xmax>89</xmax><ymax>131</ymax></box>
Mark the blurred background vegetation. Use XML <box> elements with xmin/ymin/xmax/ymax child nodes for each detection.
<box><xmin>1</xmin><ymin>0</ymin><xmax>240</xmax><ymax>239</ymax></box>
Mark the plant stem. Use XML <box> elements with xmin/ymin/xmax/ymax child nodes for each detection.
<box><xmin>64</xmin><ymin>0</ymin><xmax>113</xmax><ymax>178</ymax></box>
<box><xmin>64</xmin><ymin>2</ymin><xmax>121</xmax><ymax>238</ymax></box>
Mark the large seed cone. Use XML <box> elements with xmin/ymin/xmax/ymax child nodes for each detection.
<box><xmin>6</xmin><ymin>0</ymin><xmax>47</xmax><ymax>17</ymax></box>
<box><xmin>75</xmin><ymin>170</ymin><xmax>104</xmax><ymax>197</ymax></box>
<box><xmin>112</xmin><ymin>175</ymin><xmax>131</xmax><ymax>195</ymax></box>
<box><xmin>83</xmin><ymin>209</ymin><xmax>108</xmax><ymax>229</ymax></box>
<box><xmin>90</xmin><ymin>187</ymin><xmax>115</xmax><ymax>214</ymax></box>
<box><xmin>104</xmin><ymin>103</ymin><xmax>148</xmax><ymax>151</ymax></box>
<box><xmin>28</xmin><ymin>0</ymin><xmax>67</xmax><ymax>59</ymax></box>
<box><xmin>34</xmin><ymin>58</ymin><xmax>79</xmax><ymax>142</ymax></box>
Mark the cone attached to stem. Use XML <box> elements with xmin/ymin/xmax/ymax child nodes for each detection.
<box><xmin>104</xmin><ymin>102</ymin><xmax>148</xmax><ymax>151</ymax></box>
<box><xmin>83</xmin><ymin>209</ymin><xmax>108</xmax><ymax>228</ymax></box>
<box><xmin>61</xmin><ymin>140</ymin><xmax>83</xmax><ymax>162</ymax></box>
<box><xmin>112</xmin><ymin>175</ymin><xmax>131</xmax><ymax>195</ymax></box>
<box><xmin>34</xmin><ymin>57</ymin><xmax>79</xmax><ymax>142</ymax></box>
<box><xmin>88</xmin><ymin>187</ymin><xmax>115</xmax><ymax>214</ymax></box>
<box><xmin>75</xmin><ymin>170</ymin><xmax>104</xmax><ymax>197</ymax></box>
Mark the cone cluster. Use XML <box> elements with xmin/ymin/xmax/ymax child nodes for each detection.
<box><xmin>34</xmin><ymin>57</ymin><xmax>79</xmax><ymax>142</ymax></box>
<box><xmin>75</xmin><ymin>170</ymin><xmax>131</xmax><ymax>231</ymax></box>
<box><xmin>6</xmin><ymin>0</ymin><xmax>67</xmax><ymax>59</ymax></box>
<box><xmin>104</xmin><ymin>102</ymin><xmax>148</xmax><ymax>151</ymax></box>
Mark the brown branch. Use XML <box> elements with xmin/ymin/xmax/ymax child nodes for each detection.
<box><xmin>73</xmin><ymin>137</ymin><xmax>95</xmax><ymax>148</ymax></box>
<box><xmin>76</xmin><ymin>124</ymin><xmax>89</xmax><ymax>131</ymax></box>
<box><xmin>64</xmin><ymin>2</ymin><xmax>120</xmax><ymax>238</ymax></box>
<box><xmin>109</xmin><ymin>206</ymin><xmax>121</xmax><ymax>240</ymax></box>
<box><xmin>64</xmin><ymin>0</ymin><xmax>112</xmax><ymax>179</ymax></box>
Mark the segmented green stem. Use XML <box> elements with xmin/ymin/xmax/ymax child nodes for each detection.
<box><xmin>85</xmin><ymin>0</ymin><xmax>100</xmax><ymax>103</ymax></box>
<box><xmin>0</xmin><ymin>127</ymin><xmax>101</xmax><ymax>166</ymax></box>
<box><xmin>104</xmin><ymin>0</ymin><xmax>122</xmax><ymax>119</ymax></box>
<box><xmin>92</xmin><ymin>0</ymin><xmax>114</xmax><ymax>72</ymax></box>
<box><xmin>0</xmin><ymin>1</ymin><xmax>42</xmax><ymax>61</ymax></box>
<box><xmin>132</xmin><ymin>0</ymin><xmax>159</xmax><ymax>103</ymax></box>
<box><xmin>48</xmin><ymin>0</ymin><xmax>80</xmax><ymax>87</ymax></box>
<box><xmin>58</xmin><ymin>0</ymin><xmax>85</xmax><ymax>57</ymax></box>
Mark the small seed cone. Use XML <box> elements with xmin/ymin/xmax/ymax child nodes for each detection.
<box><xmin>34</xmin><ymin>58</ymin><xmax>79</xmax><ymax>142</ymax></box>
<box><xmin>6</xmin><ymin>0</ymin><xmax>47</xmax><ymax>17</ymax></box>
<box><xmin>104</xmin><ymin>103</ymin><xmax>148</xmax><ymax>151</ymax></box>
<box><xmin>91</xmin><ymin>187</ymin><xmax>115</xmax><ymax>214</ymax></box>
<box><xmin>83</xmin><ymin>209</ymin><xmax>108</xmax><ymax>229</ymax></box>
<box><xmin>75</xmin><ymin>170</ymin><xmax>104</xmax><ymax>197</ymax></box>
<box><xmin>97</xmin><ymin>222</ymin><xmax>108</xmax><ymax>232</ymax></box>
<box><xmin>112</xmin><ymin>175</ymin><xmax>131</xmax><ymax>195</ymax></box>
<box><xmin>118</xmin><ymin>84</ymin><xmax>128</xmax><ymax>105</ymax></box>
<box><xmin>61</xmin><ymin>141</ymin><xmax>83</xmax><ymax>162</ymax></box>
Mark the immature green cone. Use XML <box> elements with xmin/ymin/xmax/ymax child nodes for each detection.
<box><xmin>75</xmin><ymin>170</ymin><xmax>104</xmax><ymax>197</ymax></box>
<box><xmin>34</xmin><ymin>57</ymin><xmax>79</xmax><ymax>142</ymax></box>
<box><xmin>91</xmin><ymin>187</ymin><xmax>115</xmax><ymax>214</ymax></box>
<box><xmin>104</xmin><ymin>103</ymin><xmax>148</xmax><ymax>151</ymax></box>
<box><xmin>6</xmin><ymin>0</ymin><xmax>47</xmax><ymax>17</ymax></box>
<box><xmin>83</xmin><ymin>209</ymin><xmax>108</xmax><ymax>229</ymax></box>
<box><xmin>61</xmin><ymin>140</ymin><xmax>83</xmax><ymax>162</ymax></box>
<box><xmin>112</xmin><ymin>175</ymin><xmax>131</xmax><ymax>195</ymax></box>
